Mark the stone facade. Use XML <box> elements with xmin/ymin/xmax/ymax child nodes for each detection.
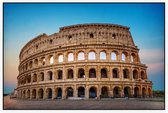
<box><xmin>16</xmin><ymin>23</ymin><xmax>152</xmax><ymax>100</ymax></box>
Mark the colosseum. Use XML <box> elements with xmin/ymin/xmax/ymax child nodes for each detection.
<box><xmin>16</xmin><ymin>23</ymin><xmax>153</xmax><ymax>100</ymax></box>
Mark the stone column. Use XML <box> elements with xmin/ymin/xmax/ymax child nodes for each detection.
<box><xmin>62</xmin><ymin>86</ymin><xmax>66</xmax><ymax>99</ymax></box>
<box><xmin>119</xmin><ymin>66</ymin><xmax>123</xmax><ymax>81</ymax></box>
<box><xmin>52</xmin><ymin>87</ymin><xmax>55</xmax><ymax>99</ymax></box>
<box><xmin>85</xmin><ymin>85</ymin><xmax>89</xmax><ymax>99</ymax></box>
<box><xmin>121</xmin><ymin>86</ymin><xmax>124</xmax><ymax>97</ymax></box>
<box><xmin>97</xmin><ymin>66</ymin><xmax>100</xmax><ymax>80</ymax></box>
<box><xmin>97</xmin><ymin>85</ymin><xmax>101</xmax><ymax>100</ymax></box>
<box><xmin>85</xmin><ymin>66</ymin><xmax>89</xmax><ymax>81</ymax></box>
<box><xmin>74</xmin><ymin>85</ymin><xmax>77</xmax><ymax>97</ymax></box>
<box><xmin>74</xmin><ymin>66</ymin><xmax>77</xmax><ymax>81</ymax></box>
<box><xmin>63</xmin><ymin>67</ymin><xmax>66</xmax><ymax>81</ymax></box>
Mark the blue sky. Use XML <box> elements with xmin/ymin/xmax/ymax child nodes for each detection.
<box><xmin>4</xmin><ymin>3</ymin><xmax>165</xmax><ymax>94</ymax></box>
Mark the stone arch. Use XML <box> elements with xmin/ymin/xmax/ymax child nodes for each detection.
<box><xmin>46</xmin><ymin>88</ymin><xmax>52</xmax><ymax>99</ymax></box>
<box><xmin>134</xmin><ymin>87</ymin><xmax>139</xmax><ymax>98</ymax></box>
<box><xmin>89</xmin><ymin>86</ymin><xmax>97</xmax><ymax>98</ymax></box>
<box><xmin>78</xmin><ymin>87</ymin><xmax>85</xmax><ymax>97</ymax></box>
<box><xmin>133</xmin><ymin>69</ymin><xmax>138</xmax><ymax>79</ymax></box>
<box><xmin>27</xmin><ymin>75</ymin><xmax>31</xmax><ymax>83</ymax></box>
<box><xmin>34</xmin><ymin>59</ymin><xmax>38</xmax><ymax>67</ymax></box>
<box><xmin>89</xmin><ymin>68</ymin><xmax>96</xmax><ymax>78</ymax></box>
<box><xmin>23</xmin><ymin>90</ymin><xmax>26</xmax><ymax>98</ymax></box>
<box><xmin>47</xmin><ymin>71</ymin><xmax>53</xmax><ymax>80</ymax></box>
<box><xmin>58</xmin><ymin>54</ymin><xmax>63</xmax><ymax>63</ymax></box>
<box><xmin>113</xmin><ymin>86</ymin><xmax>121</xmax><ymax>98</ymax></box>
<box><xmin>100</xmin><ymin>50</ymin><xmax>106</xmax><ymax>60</ymax></box>
<box><xmin>56</xmin><ymin>87</ymin><xmax>62</xmax><ymax>98</ymax></box>
<box><xmin>57</xmin><ymin>70</ymin><xmax>63</xmax><ymax>79</ymax></box>
<box><xmin>40</xmin><ymin>57</ymin><xmax>46</xmax><ymax>65</ymax></box>
<box><xmin>112</xmin><ymin>68</ymin><xmax>119</xmax><ymax>78</ymax></box>
<box><xmin>78</xmin><ymin>51</ymin><xmax>85</xmax><ymax>60</ymax></box>
<box><xmin>131</xmin><ymin>53</ymin><xmax>137</xmax><ymax>63</ymax></box>
<box><xmin>32</xmin><ymin>89</ymin><xmax>36</xmax><ymax>99</ymax></box>
<box><xmin>142</xmin><ymin>87</ymin><xmax>146</xmax><ymax>98</ymax></box>
<box><xmin>101</xmin><ymin>86</ymin><xmax>109</xmax><ymax>97</ymax></box>
<box><xmin>141</xmin><ymin>71</ymin><xmax>146</xmax><ymax>80</ymax></box>
<box><xmin>111</xmin><ymin>51</ymin><xmax>118</xmax><ymax>61</ymax></box>
<box><xmin>121</xmin><ymin>52</ymin><xmax>128</xmax><ymax>62</ymax></box>
<box><xmin>25</xmin><ymin>63</ymin><xmax>28</xmax><ymax>70</ymax></box>
<box><xmin>124</xmin><ymin>86</ymin><xmax>131</xmax><ymax>97</ymax></box>
<box><xmin>66</xmin><ymin>87</ymin><xmax>73</xmax><ymax>98</ymax></box>
<box><xmin>88</xmin><ymin>50</ymin><xmax>96</xmax><ymax>60</ymax></box>
<box><xmin>67</xmin><ymin>69</ymin><xmax>73</xmax><ymax>79</ymax></box>
<box><xmin>38</xmin><ymin>88</ymin><xmax>44</xmax><ymax>99</ymax></box>
<box><xmin>29</xmin><ymin>61</ymin><xmax>33</xmax><ymax>69</ymax></box>
<box><xmin>123</xmin><ymin>68</ymin><xmax>129</xmax><ymax>79</ymax></box>
<box><xmin>68</xmin><ymin>52</ymin><xmax>74</xmax><ymax>61</ymax></box>
<box><xmin>32</xmin><ymin>73</ymin><xmax>37</xmax><ymax>82</ymax></box>
<box><xmin>39</xmin><ymin>72</ymin><xmax>44</xmax><ymax>81</ymax></box>
<box><xmin>78</xmin><ymin>68</ymin><xmax>85</xmax><ymax>78</ymax></box>
<box><xmin>27</xmin><ymin>90</ymin><xmax>30</xmax><ymax>99</ymax></box>
<box><xmin>49</xmin><ymin>55</ymin><xmax>54</xmax><ymax>64</ymax></box>
<box><xmin>148</xmin><ymin>88</ymin><xmax>152</xmax><ymax>97</ymax></box>
<box><xmin>101</xmin><ymin>68</ymin><xmax>107</xmax><ymax>78</ymax></box>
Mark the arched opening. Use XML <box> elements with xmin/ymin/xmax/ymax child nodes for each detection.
<box><xmin>123</xmin><ymin>69</ymin><xmax>129</xmax><ymax>79</ymax></box>
<box><xmin>148</xmin><ymin>88</ymin><xmax>152</xmax><ymax>97</ymax></box>
<box><xmin>41</xmin><ymin>57</ymin><xmax>46</xmax><ymax>65</ymax></box>
<box><xmin>34</xmin><ymin>59</ymin><xmax>38</xmax><ymax>67</ymax></box>
<box><xmin>23</xmin><ymin>90</ymin><xmax>26</xmax><ymax>98</ymax></box>
<box><xmin>124</xmin><ymin>87</ymin><xmax>131</xmax><ymax>97</ymax></box>
<box><xmin>89</xmin><ymin>68</ymin><xmax>96</xmax><ymax>78</ymax></box>
<box><xmin>122</xmin><ymin>52</ymin><xmax>127</xmax><ymax>62</ymax></box>
<box><xmin>27</xmin><ymin>90</ymin><xmax>30</xmax><ymax>99</ymax></box>
<box><xmin>78</xmin><ymin>68</ymin><xmax>85</xmax><ymax>78</ymax></box>
<box><xmin>33</xmin><ymin>74</ymin><xmax>37</xmax><ymax>82</ymax></box>
<box><xmin>67</xmin><ymin>69</ymin><xmax>73</xmax><ymax>79</ymax></box>
<box><xmin>88</xmin><ymin>51</ymin><xmax>96</xmax><ymax>60</ymax></box>
<box><xmin>46</xmin><ymin>88</ymin><xmax>52</xmax><ymax>99</ymax></box>
<box><xmin>58</xmin><ymin>54</ymin><xmax>63</xmax><ymax>63</ymax></box>
<box><xmin>131</xmin><ymin>53</ymin><xmax>136</xmax><ymax>63</ymax></box>
<box><xmin>57</xmin><ymin>70</ymin><xmax>63</xmax><ymax>79</ymax></box>
<box><xmin>101</xmin><ymin>87</ymin><xmax>108</xmax><ymax>98</ymax></box>
<box><xmin>68</xmin><ymin>53</ymin><xmax>74</xmax><ymax>61</ymax></box>
<box><xmin>66</xmin><ymin>87</ymin><xmax>73</xmax><ymax>97</ymax></box>
<box><xmin>78</xmin><ymin>52</ymin><xmax>85</xmax><ymax>60</ymax></box>
<box><xmin>111</xmin><ymin>52</ymin><xmax>117</xmax><ymax>60</ymax></box>
<box><xmin>49</xmin><ymin>55</ymin><xmax>54</xmax><ymax>64</ymax></box>
<box><xmin>39</xmin><ymin>72</ymin><xmax>44</xmax><ymax>81</ymax></box>
<box><xmin>78</xmin><ymin>87</ymin><xmax>85</xmax><ymax>97</ymax></box>
<box><xmin>141</xmin><ymin>71</ymin><xmax>146</xmax><ymax>80</ymax></box>
<box><xmin>32</xmin><ymin>89</ymin><xmax>36</xmax><ymax>99</ymax></box>
<box><xmin>57</xmin><ymin>88</ymin><xmax>62</xmax><ymax>98</ymax></box>
<box><xmin>38</xmin><ymin>88</ymin><xmax>44</xmax><ymax>99</ymax></box>
<box><xmin>133</xmin><ymin>70</ymin><xmax>138</xmax><ymax>79</ymax></box>
<box><xmin>100</xmin><ymin>51</ymin><xmax>106</xmax><ymax>60</ymax></box>
<box><xmin>112</xmin><ymin>68</ymin><xmax>119</xmax><ymax>78</ymax></box>
<box><xmin>27</xmin><ymin>75</ymin><xmax>31</xmax><ymax>83</ymax></box>
<box><xmin>29</xmin><ymin>61</ymin><xmax>33</xmax><ymax>69</ymax></box>
<box><xmin>142</xmin><ymin>87</ymin><xmax>146</xmax><ymax>98</ymax></box>
<box><xmin>47</xmin><ymin>71</ymin><xmax>53</xmax><ymax>80</ymax></box>
<box><xmin>89</xmin><ymin>87</ymin><xmax>97</xmax><ymax>98</ymax></box>
<box><xmin>90</xmin><ymin>33</ymin><xmax>94</xmax><ymax>38</ymax></box>
<box><xmin>101</xmin><ymin>68</ymin><xmax>107</xmax><ymax>78</ymax></box>
<box><xmin>134</xmin><ymin>87</ymin><xmax>139</xmax><ymax>98</ymax></box>
<box><xmin>113</xmin><ymin>87</ymin><xmax>121</xmax><ymax>98</ymax></box>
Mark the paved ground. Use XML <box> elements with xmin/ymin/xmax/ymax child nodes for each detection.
<box><xmin>3</xmin><ymin>96</ymin><xmax>165</xmax><ymax>110</ymax></box>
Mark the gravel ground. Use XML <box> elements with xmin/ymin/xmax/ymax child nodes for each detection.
<box><xmin>3</xmin><ymin>96</ymin><xmax>165</xmax><ymax>110</ymax></box>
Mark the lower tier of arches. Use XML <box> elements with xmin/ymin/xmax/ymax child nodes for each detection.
<box><xmin>16</xmin><ymin>84</ymin><xmax>152</xmax><ymax>100</ymax></box>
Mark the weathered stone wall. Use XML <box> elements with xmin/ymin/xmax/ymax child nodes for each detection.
<box><xmin>16</xmin><ymin>24</ymin><xmax>152</xmax><ymax>99</ymax></box>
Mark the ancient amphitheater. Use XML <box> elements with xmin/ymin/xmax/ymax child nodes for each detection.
<box><xmin>16</xmin><ymin>23</ymin><xmax>153</xmax><ymax>100</ymax></box>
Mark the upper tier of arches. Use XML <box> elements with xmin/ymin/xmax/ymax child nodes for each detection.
<box><xmin>19</xmin><ymin>24</ymin><xmax>136</xmax><ymax>62</ymax></box>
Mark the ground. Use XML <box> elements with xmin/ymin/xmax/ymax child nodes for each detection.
<box><xmin>3</xmin><ymin>96</ymin><xmax>164</xmax><ymax>110</ymax></box>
